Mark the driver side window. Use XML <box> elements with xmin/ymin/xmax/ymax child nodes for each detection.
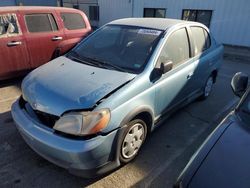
<box><xmin>0</xmin><ymin>13</ymin><xmax>20</xmax><ymax>37</ymax></box>
<box><xmin>157</xmin><ymin>28</ymin><xmax>190</xmax><ymax>69</ymax></box>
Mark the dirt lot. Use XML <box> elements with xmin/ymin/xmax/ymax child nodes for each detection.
<box><xmin>0</xmin><ymin>58</ymin><xmax>250</xmax><ymax>188</ymax></box>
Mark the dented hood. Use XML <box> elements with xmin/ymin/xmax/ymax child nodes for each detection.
<box><xmin>22</xmin><ymin>56</ymin><xmax>136</xmax><ymax>116</ymax></box>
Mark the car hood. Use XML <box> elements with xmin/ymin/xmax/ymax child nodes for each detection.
<box><xmin>22</xmin><ymin>56</ymin><xmax>136</xmax><ymax>116</ymax></box>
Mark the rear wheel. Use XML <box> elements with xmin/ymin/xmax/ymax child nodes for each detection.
<box><xmin>119</xmin><ymin>119</ymin><xmax>147</xmax><ymax>163</ymax></box>
<box><xmin>199</xmin><ymin>75</ymin><xmax>214</xmax><ymax>100</ymax></box>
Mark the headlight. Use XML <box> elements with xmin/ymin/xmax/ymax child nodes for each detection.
<box><xmin>53</xmin><ymin>109</ymin><xmax>110</xmax><ymax>136</ymax></box>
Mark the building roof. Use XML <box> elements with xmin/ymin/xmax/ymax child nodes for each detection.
<box><xmin>109</xmin><ymin>18</ymin><xmax>194</xmax><ymax>31</ymax></box>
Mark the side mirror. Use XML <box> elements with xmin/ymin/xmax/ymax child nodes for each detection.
<box><xmin>160</xmin><ymin>60</ymin><xmax>173</xmax><ymax>74</ymax></box>
<box><xmin>231</xmin><ymin>72</ymin><xmax>248</xmax><ymax>97</ymax></box>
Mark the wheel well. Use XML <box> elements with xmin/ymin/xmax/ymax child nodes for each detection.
<box><xmin>132</xmin><ymin>112</ymin><xmax>153</xmax><ymax>133</ymax></box>
<box><xmin>211</xmin><ymin>70</ymin><xmax>218</xmax><ymax>83</ymax></box>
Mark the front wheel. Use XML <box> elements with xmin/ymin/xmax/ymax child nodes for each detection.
<box><xmin>119</xmin><ymin>119</ymin><xmax>147</xmax><ymax>163</ymax></box>
<box><xmin>199</xmin><ymin>75</ymin><xmax>214</xmax><ymax>100</ymax></box>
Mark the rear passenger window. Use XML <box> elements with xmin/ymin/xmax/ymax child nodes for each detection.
<box><xmin>61</xmin><ymin>13</ymin><xmax>86</xmax><ymax>30</ymax></box>
<box><xmin>191</xmin><ymin>27</ymin><xmax>211</xmax><ymax>55</ymax></box>
<box><xmin>25</xmin><ymin>14</ymin><xmax>58</xmax><ymax>33</ymax></box>
<box><xmin>158</xmin><ymin>28</ymin><xmax>190</xmax><ymax>68</ymax></box>
<box><xmin>203</xmin><ymin>29</ymin><xmax>211</xmax><ymax>49</ymax></box>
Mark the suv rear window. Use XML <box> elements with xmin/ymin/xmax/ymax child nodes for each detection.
<box><xmin>191</xmin><ymin>27</ymin><xmax>211</xmax><ymax>55</ymax></box>
<box><xmin>60</xmin><ymin>13</ymin><xmax>86</xmax><ymax>30</ymax></box>
<box><xmin>25</xmin><ymin>14</ymin><xmax>58</xmax><ymax>33</ymax></box>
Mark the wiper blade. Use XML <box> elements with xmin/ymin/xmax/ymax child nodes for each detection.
<box><xmin>103</xmin><ymin>62</ymin><xmax>128</xmax><ymax>72</ymax></box>
<box><xmin>67</xmin><ymin>51</ymin><xmax>99</xmax><ymax>67</ymax></box>
<box><xmin>87</xmin><ymin>57</ymin><xmax>128</xmax><ymax>72</ymax></box>
<box><xmin>67</xmin><ymin>52</ymin><xmax>129</xmax><ymax>72</ymax></box>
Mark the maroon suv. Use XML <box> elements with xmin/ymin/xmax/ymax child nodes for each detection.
<box><xmin>0</xmin><ymin>6</ymin><xmax>91</xmax><ymax>80</ymax></box>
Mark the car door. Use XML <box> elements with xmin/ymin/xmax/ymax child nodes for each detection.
<box><xmin>154</xmin><ymin>27</ymin><xmax>196</xmax><ymax>117</ymax></box>
<box><xmin>0</xmin><ymin>12</ymin><xmax>29</xmax><ymax>79</ymax></box>
<box><xmin>188</xmin><ymin>26</ymin><xmax>212</xmax><ymax>91</ymax></box>
<box><xmin>58</xmin><ymin>10</ymin><xmax>91</xmax><ymax>54</ymax></box>
<box><xmin>20</xmin><ymin>10</ymin><xmax>65</xmax><ymax>68</ymax></box>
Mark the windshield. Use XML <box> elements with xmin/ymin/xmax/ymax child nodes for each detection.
<box><xmin>238</xmin><ymin>88</ymin><xmax>250</xmax><ymax>123</ymax></box>
<box><xmin>69</xmin><ymin>25</ymin><xmax>163</xmax><ymax>73</ymax></box>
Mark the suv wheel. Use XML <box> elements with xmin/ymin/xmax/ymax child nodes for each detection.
<box><xmin>119</xmin><ymin>119</ymin><xmax>147</xmax><ymax>163</ymax></box>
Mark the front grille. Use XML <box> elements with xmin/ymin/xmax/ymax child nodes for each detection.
<box><xmin>20</xmin><ymin>96</ymin><xmax>96</xmax><ymax>140</ymax></box>
<box><xmin>34</xmin><ymin>110</ymin><xmax>59</xmax><ymax>128</ymax></box>
<box><xmin>20</xmin><ymin>96</ymin><xmax>59</xmax><ymax>128</ymax></box>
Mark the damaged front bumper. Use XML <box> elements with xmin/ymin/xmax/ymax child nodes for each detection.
<box><xmin>11</xmin><ymin>98</ymin><xmax>120</xmax><ymax>178</ymax></box>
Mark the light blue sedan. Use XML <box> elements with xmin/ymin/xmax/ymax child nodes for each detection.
<box><xmin>11</xmin><ymin>18</ymin><xmax>224</xmax><ymax>177</ymax></box>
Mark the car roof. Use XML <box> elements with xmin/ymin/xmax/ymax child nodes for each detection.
<box><xmin>0</xmin><ymin>6</ymin><xmax>76</xmax><ymax>12</ymax></box>
<box><xmin>109</xmin><ymin>18</ymin><xmax>197</xmax><ymax>31</ymax></box>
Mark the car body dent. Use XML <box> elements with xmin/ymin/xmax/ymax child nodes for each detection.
<box><xmin>22</xmin><ymin>56</ymin><xmax>136</xmax><ymax>116</ymax></box>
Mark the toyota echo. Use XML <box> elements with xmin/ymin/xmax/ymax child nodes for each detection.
<box><xmin>11</xmin><ymin>18</ymin><xmax>224</xmax><ymax>177</ymax></box>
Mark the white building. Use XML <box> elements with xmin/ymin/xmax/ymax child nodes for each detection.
<box><xmin>64</xmin><ymin>0</ymin><xmax>250</xmax><ymax>47</ymax></box>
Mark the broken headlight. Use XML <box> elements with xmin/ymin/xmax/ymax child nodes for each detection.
<box><xmin>53</xmin><ymin>109</ymin><xmax>110</xmax><ymax>136</ymax></box>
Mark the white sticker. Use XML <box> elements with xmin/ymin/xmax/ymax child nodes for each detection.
<box><xmin>138</xmin><ymin>29</ymin><xmax>161</xmax><ymax>36</ymax></box>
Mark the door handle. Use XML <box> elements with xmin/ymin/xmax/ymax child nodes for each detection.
<box><xmin>187</xmin><ymin>72</ymin><xmax>193</xmax><ymax>80</ymax></box>
<box><xmin>52</xmin><ymin>36</ymin><xmax>63</xmax><ymax>41</ymax></box>
<box><xmin>7</xmin><ymin>41</ymin><xmax>22</xmax><ymax>47</ymax></box>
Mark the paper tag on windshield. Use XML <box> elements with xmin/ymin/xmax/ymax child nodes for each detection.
<box><xmin>138</xmin><ymin>29</ymin><xmax>161</xmax><ymax>36</ymax></box>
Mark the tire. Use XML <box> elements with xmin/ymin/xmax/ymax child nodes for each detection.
<box><xmin>199</xmin><ymin>75</ymin><xmax>214</xmax><ymax>100</ymax></box>
<box><xmin>119</xmin><ymin>119</ymin><xmax>147</xmax><ymax>164</ymax></box>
